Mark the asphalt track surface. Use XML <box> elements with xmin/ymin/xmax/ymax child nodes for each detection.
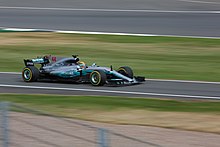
<box><xmin>0</xmin><ymin>73</ymin><xmax>220</xmax><ymax>100</ymax></box>
<box><xmin>0</xmin><ymin>0</ymin><xmax>220</xmax><ymax>37</ymax></box>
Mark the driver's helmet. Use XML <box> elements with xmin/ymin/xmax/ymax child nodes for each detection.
<box><xmin>78</xmin><ymin>61</ymin><xmax>86</xmax><ymax>69</ymax></box>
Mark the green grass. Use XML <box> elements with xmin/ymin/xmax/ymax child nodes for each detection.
<box><xmin>0</xmin><ymin>32</ymin><xmax>220</xmax><ymax>81</ymax></box>
<box><xmin>0</xmin><ymin>94</ymin><xmax>220</xmax><ymax>113</ymax></box>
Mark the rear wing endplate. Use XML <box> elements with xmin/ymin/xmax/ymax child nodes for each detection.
<box><xmin>24</xmin><ymin>59</ymin><xmax>34</xmax><ymax>66</ymax></box>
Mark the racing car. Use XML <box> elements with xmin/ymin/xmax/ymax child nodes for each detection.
<box><xmin>22</xmin><ymin>55</ymin><xmax>145</xmax><ymax>86</ymax></box>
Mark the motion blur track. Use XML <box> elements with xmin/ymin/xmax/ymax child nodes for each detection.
<box><xmin>0</xmin><ymin>72</ymin><xmax>220</xmax><ymax>100</ymax></box>
<box><xmin>0</xmin><ymin>0</ymin><xmax>220</xmax><ymax>37</ymax></box>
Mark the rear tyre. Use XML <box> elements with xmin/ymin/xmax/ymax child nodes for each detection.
<box><xmin>22</xmin><ymin>66</ymin><xmax>39</xmax><ymax>82</ymax></box>
<box><xmin>90</xmin><ymin>70</ymin><xmax>106</xmax><ymax>86</ymax></box>
<box><xmin>117</xmin><ymin>66</ymin><xmax>133</xmax><ymax>78</ymax></box>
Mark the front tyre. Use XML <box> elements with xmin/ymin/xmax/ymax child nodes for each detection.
<box><xmin>117</xmin><ymin>66</ymin><xmax>133</xmax><ymax>78</ymax></box>
<box><xmin>90</xmin><ymin>70</ymin><xmax>106</xmax><ymax>86</ymax></box>
<box><xmin>22</xmin><ymin>66</ymin><xmax>39</xmax><ymax>82</ymax></box>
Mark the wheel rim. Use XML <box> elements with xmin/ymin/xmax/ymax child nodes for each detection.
<box><xmin>23</xmin><ymin>69</ymin><xmax>31</xmax><ymax>80</ymax></box>
<box><xmin>91</xmin><ymin>72</ymin><xmax>99</xmax><ymax>84</ymax></box>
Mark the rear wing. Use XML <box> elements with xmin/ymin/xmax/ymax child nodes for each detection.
<box><xmin>24</xmin><ymin>56</ymin><xmax>50</xmax><ymax>66</ymax></box>
<box><xmin>24</xmin><ymin>55</ymin><xmax>79</xmax><ymax>66</ymax></box>
<box><xmin>24</xmin><ymin>59</ymin><xmax>34</xmax><ymax>66</ymax></box>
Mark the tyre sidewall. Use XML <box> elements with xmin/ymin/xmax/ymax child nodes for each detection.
<box><xmin>22</xmin><ymin>66</ymin><xmax>39</xmax><ymax>82</ymax></box>
<box><xmin>90</xmin><ymin>70</ymin><xmax>106</xmax><ymax>86</ymax></box>
<box><xmin>117</xmin><ymin>66</ymin><xmax>133</xmax><ymax>78</ymax></box>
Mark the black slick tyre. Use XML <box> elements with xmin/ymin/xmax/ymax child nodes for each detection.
<box><xmin>117</xmin><ymin>66</ymin><xmax>134</xmax><ymax>78</ymax></box>
<box><xmin>22</xmin><ymin>66</ymin><xmax>39</xmax><ymax>82</ymax></box>
<box><xmin>90</xmin><ymin>70</ymin><xmax>106</xmax><ymax>86</ymax></box>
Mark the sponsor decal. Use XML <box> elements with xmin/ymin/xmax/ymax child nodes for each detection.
<box><xmin>26</xmin><ymin>62</ymin><xmax>34</xmax><ymax>66</ymax></box>
<box><xmin>52</xmin><ymin>56</ymin><xmax>57</xmax><ymax>62</ymax></box>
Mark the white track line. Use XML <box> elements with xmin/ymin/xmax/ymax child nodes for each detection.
<box><xmin>1</xmin><ymin>28</ymin><xmax>38</xmax><ymax>31</ymax></box>
<box><xmin>178</xmin><ymin>0</ymin><xmax>220</xmax><ymax>4</ymax></box>
<box><xmin>0</xmin><ymin>72</ymin><xmax>20</xmax><ymax>74</ymax></box>
<box><xmin>1</xmin><ymin>27</ymin><xmax>220</xmax><ymax>39</ymax></box>
<box><xmin>148</xmin><ymin>79</ymin><xmax>220</xmax><ymax>85</ymax></box>
<box><xmin>0</xmin><ymin>6</ymin><xmax>220</xmax><ymax>14</ymax></box>
<box><xmin>0</xmin><ymin>84</ymin><xmax>219</xmax><ymax>100</ymax></box>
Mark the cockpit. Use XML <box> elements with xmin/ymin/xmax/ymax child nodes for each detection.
<box><xmin>53</xmin><ymin>58</ymin><xmax>86</xmax><ymax>69</ymax></box>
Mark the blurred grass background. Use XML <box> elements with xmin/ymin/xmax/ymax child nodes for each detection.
<box><xmin>0</xmin><ymin>32</ymin><xmax>220</xmax><ymax>81</ymax></box>
<box><xmin>1</xmin><ymin>94</ymin><xmax>220</xmax><ymax>133</ymax></box>
<box><xmin>1</xmin><ymin>94</ymin><xmax>220</xmax><ymax>113</ymax></box>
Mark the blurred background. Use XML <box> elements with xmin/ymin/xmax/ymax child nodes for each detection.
<box><xmin>0</xmin><ymin>0</ymin><xmax>220</xmax><ymax>147</ymax></box>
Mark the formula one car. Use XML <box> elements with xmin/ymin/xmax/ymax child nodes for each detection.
<box><xmin>22</xmin><ymin>55</ymin><xmax>145</xmax><ymax>86</ymax></box>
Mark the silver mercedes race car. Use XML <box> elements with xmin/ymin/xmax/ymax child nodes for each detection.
<box><xmin>22</xmin><ymin>55</ymin><xmax>145</xmax><ymax>86</ymax></box>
